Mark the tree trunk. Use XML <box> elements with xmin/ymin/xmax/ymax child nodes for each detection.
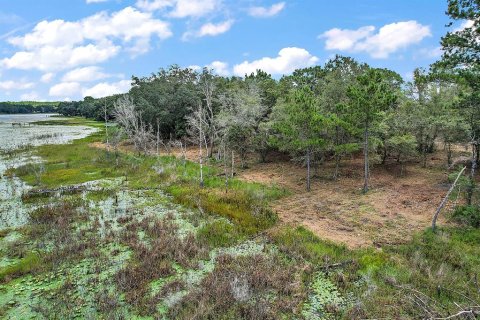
<box><xmin>199</xmin><ymin>107</ymin><xmax>204</xmax><ymax>188</ymax></box>
<box><xmin>306</xmin><ymin>149</ymin><xmax>311</xmax><ymax>192</ymax></box>
<box><xmin>467</xmin><ymin>142</ymin><xmax>478</xmax><ymax>205</ymax></box>
<box><xmin>333</xmin><ymin>155</ymin><xmax>340</xmax><ymax>181</ymax></box>
<box><xmin>231</xmin><ymin>151</ymin><xmax>235</xmax><ymax>178</ymax></box>
<box><xmin>363</xmin><ymin>125</ymin><xmax>369</xmax><ymax>193</ymax></box>
<box><xmin>224</xmin><ymin>145</ymin><xmax>228</xmax><ymax>193</ymax></box>
<box><xmin>422</xmin><ymin>144</ymin><xmax>427</xmax><ymax>168</ymax></box>
<box><xmin>104</xmin><ymin>98</ymin><xmax>109</xmax><ymax>152</ymax></box>
<box><xmin>381</xmin><ymin>146</ymin><xmax>387</xmax><ymax>165</ymax></box>
<box><xmin>432</xmin><ymin>166</ymin><xmax>467</xmax><ymax>231</ymax></box>
<box><xmin>208</xmin><ymin>137</ymin><xmax>214</xmax><ymax>158</ymax></box>
<box><xmin>447</xmin><ymin>142</ymin><xmax>452</xmax><ymax>167</ymax></box>
<box><xmin>156</xmin><ymin>121</ymin><xmax>160</xmax><ymax>156</ymax></box>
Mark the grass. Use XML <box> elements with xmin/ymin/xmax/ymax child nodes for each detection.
<box><xmin>0</xmin><ymin>251</ymin><xmax>42</xmax><ymax>282</ymax></box>
<box><xmin>196</xmin><ymin>219</ymin><xmax>241</xmax><ymax>248</ymax></box>
<box><xmin>5</xmin><ymin>116</ymin><xmax>480</xmax><ymax>319</ymax></box>
<box><xmin>14</xmin><ymin>118</ymin><xmax>282</xmax><ymax>239</ymax></box>
<box><xmin>270</xmin><ymin>225</ymin><xmax>480</xmax><ymax>318</ymax></box>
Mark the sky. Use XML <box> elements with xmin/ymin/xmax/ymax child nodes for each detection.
<box><xmin>0</xmin><ymin>0</ymin><xmax>465</xmax><ymax>102</ymax></box>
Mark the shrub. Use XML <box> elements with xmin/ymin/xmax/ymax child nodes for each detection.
<box><xmin>451</xmin><ymin>205</ymin><xmax>480</xmax><ymax>228</ymax></box>
<box><xmin>197</xmin><ymin>219</ymin><xmax>241</xmax><ymax>248</ymax></box>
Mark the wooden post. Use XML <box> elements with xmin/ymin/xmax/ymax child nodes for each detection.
<box><xmin>432</xmin><ymin>166</ymin><xmax>466</xmax><ymax>232</ymax></box>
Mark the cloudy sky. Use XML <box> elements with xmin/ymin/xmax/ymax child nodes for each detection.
<box><xmin>0</xmin><ymin>0</ymin><xmax>461</xmax><ymax>101</ymax></box>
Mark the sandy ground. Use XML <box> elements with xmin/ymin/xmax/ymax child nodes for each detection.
<box><xmin>92</xmin><ymin>141</ymin><xmax>474</xmax><ymax>249</ymax></box>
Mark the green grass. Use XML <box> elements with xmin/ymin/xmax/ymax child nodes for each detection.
<box><xmin>9</xmin><ymin>116</ymin><xmax>480</xmax><ymax>318</ymax></box>
<box><xmin>270</xmin><ymin>225</ymin><xmax>480</xmax><ymax>318</ymax></box>
<box><xmin>196</xmin><ymin>219</ymin><xmax>242</xmax><ymax>248</ymax></box>
<box><xmin>0</xmin><ymin>252</ymin><xmax>42</xmax><ymax>282</ymax></box>
<box><xmin>31</xmin><ymin>117</ymin><xmax>101</xmax><ymax>127</ymax></box>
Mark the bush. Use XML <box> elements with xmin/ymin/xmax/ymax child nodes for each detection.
<box><xmin>451</xmin><ymin>205</ymin><xmax>480</xmax><ymax>228</ymax></box>
<box><xmin>197</xmin><ymin>219</ymin><xmax>241</xmax><ymax>248</ymax></box>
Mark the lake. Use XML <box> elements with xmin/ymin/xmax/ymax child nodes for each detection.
<box><xmin>0</xmin><ymin>114</ymin><xmax>98</xmax><ymax>229</ymax></box>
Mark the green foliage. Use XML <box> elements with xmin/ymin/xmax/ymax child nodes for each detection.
<box><xmin>0</xmin><ymin>252</ymin><xmax>42</xmax><ymax>282</ymax></box>
<box><xmin>197</xmin><ymin>219</ymin><xmax>241</xmax><ymax>248</ymax></box>
<box><xmin>302</xmin><ymin>272</ymin><xmax>345</xmax><ymax>320</ymax></box>
<box><xmin>0</xmin><ymin>101</ymin><xmax>59</xmax><ymax>114</ymax></box>
<box><xmin>386</xmin><ymin>134</ymin><xmax>417</xmax><ymax>163</ymax></box>
<box><xmin>451</xmin><ymin>205</ymin><xmax>480</xmax><ymax>227</ymax></box>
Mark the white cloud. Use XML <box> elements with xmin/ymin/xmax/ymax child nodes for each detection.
<box><xmin>248</xmin><ymin>2</ymin><xmax>285</xmax><ymax>18</ymax></box>
<box><xmin>0</xmin><ymin>80</ymin><xmax>35</xmax><ymax>90</ymax></box>
<box><xmin>322</xmin><ymin>26</ymin><xmax>375</xmax><ymax>51</ymax></box>
<box><xmin>183</xmin><ymin>20</ymin><xmax>233</xmax><ymax>40</ymax></box>
<box><xmin>233</xmin><ymin>47</ymin><xmax>319</xmax><ymax>76</ymax></box>
<box><xmin>417</xmin><ymin>46</ymin><xmax>443</xmax><ymax>59</ymax></box>
<box><xmin>2</xmin><ymin>42</ymin><xmax>120</xmax><ymax>71</ymax></box>
<box><xmin>187</xmin><ymin>65</ymin><xmax>202</xmax><ymax>71</ymax></box>
<box><xmin>136</xmin><ymin>0</ymin><xmax>221</xmax><ymax>18</ymax></box>
<box><xmin>206</xmin><ymin>61</ymin><xmax>230</xmax><ymax>76</ymax></box>
<box><xmin>41</xmin><ymin>72</ymin><xmax>55</xmax><ymax>83</ymax></box>
<box><xmin>2</xmin><ymin>7</ymin><xmax>172</xmax><ymax>71</ymax></box>
<box><xmin>320</xmin><ymin>21</ymin><xmax>431</xmax><ymax>59</ymax></box>
<box><xmin>62</xmin><ymin>66</ymin><xmax>110</xmax><ymax>82</ymax></box>
<box><xmin>454</xmin><ymin>19</ymin><xmax>474</xmax><ymax>32</ymax></box>
<box><xmin>82</xmin><ymin>80</ymin><xmax>131</xmax><ymax>98</ymax></box>
<box><xmin>136</xmin><ymin>0</ymin><xmax>175</xmax><ymax>11</ymax></box>
<box><xmin>20</xmin><ymin>91</ymin><xmax>40</xmax><ymax>100</ymax></box>
<box><xmin>49</xmin><ymin>82</ymin><xmax>82</xmax><ymax>97</ymax></box>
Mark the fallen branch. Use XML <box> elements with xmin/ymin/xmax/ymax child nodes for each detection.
<box><xmin>432</xmin><ymin>166</ymin><xmax>466</xmax><ymax>232</ymax></box>
<box><xmin>321</xmin><ymin>260</ymin><xmax>354</xmax><ymax>270</ymax></box>
<box><xmin>431</xmin><ymin>308</ymin><xmax>480</xmax><ymax>319</ymax></box>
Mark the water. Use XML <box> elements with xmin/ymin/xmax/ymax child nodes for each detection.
<box><xmin>0</xmin><ymin>114</ymin><xmax>97</xmax><ymax>152</ymax></box>
<box><xmin>0</xmin><ymin>114</ymin><xmax>98</xmax><ymax>229</ymax></box>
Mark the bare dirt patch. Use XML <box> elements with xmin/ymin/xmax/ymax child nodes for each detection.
<box><xmin>92</xmin><ymin>141</ymin><xmax>472</xmax><ymax>249</ymax></box>
<box><xmin>239</xmin><ymin>152</ymin><xmax>466</xmax><ymax>249</ymax></box>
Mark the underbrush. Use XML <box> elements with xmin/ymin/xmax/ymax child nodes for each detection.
<box><xmin>451</xmin><ymin>205</ymin><xmax>480</xmax><ymax>228</ymax></box>
<box><xmin>270</xmin><ymin>225</ymin><xmax>480</xmax><ymax>318</ymax></box>
<box><xmin>4</xmin><ymin>118</ymin><xmax>480</xmax><ymax>319</ymax></box>
<box><xmin>115</xmin><ymin>217</ymin><xmax>209</xmax><ymax>315</ymax></box>
<box><xmin>169</xmin><ymin>253</ymin><xmax>306</xmax><ymax>319</ymax></box>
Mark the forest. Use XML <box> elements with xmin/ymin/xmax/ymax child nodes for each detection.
<box><xmin>0</xmin><ymin>101</ymin><xmax>59</xmax><ymax>114</ymax></box>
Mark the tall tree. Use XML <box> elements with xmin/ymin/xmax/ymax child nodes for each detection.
<box><xmin>348</xmin><ymin>68</ymin><xmax>398</xmax><ymax>193</ymax></box>
<box><xmin>434</xmin><ymin>0</ymin><xmax>480</xmax><ymax>204</ymax></box>
<box><xmin>216</xmin><ymin>83</ymin><xmax>266</xmax><ymax>169</ymax></box>
<box><xmin>322</xmin><ymin>56</ymin><xmax>365</xmax><ymax>179</ymax></box>
<box><xmin>272</xmin><ymin>87</ymin><xmax>327</xmax><ymax>191</ymax></box>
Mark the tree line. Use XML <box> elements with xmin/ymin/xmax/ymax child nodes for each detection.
<box><xmin>59</xmin><ymin>59</ymin><xmax>476</xmax><ymax>194</ymax></box>
<box><xmin>0</xmin><ymin>101</ymin><xmax>59</xmax><ymax>114</ymax></box>
<box><xmin>58</xmin><ymin>0</ymin><xmax>478</xmax><ymax>207</ymax></box>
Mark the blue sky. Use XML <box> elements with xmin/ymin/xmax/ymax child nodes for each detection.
<box><xmin>0</xmin><ymin>0</ymin><xmax>460</xmax><ymax>101</ymax></box>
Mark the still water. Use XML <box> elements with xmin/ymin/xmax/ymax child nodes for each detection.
<box><xmin>0</xmin><ymin>114</ymin><xmax>98</xmax><ymax>229</ymax></box>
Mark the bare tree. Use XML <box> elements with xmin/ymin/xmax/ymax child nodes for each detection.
<box><xmin>113</xmin><ymin>95</ymin><xmax>153</xmax><ymax>155</ymax></box>
<box><xmin>200</xmin><ymin>68</ymin><xmax>218</xmax><ymax>158</ymax></box>
<box><xmin>186</xmin><ymin>101</ymin><xmax>208</xmax><ymax>187</ymax></box>
<box><xmin>103</xmin><ymin>97</ymin><xmax>109</xmax><ymax>152</ymax></box>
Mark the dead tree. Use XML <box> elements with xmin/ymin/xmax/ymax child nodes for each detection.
<box><xmin>186</xmin><ymin>101</ymin><xmax>208</xmax><ymax>187</ymax></box>
<box><xmin>200</xmin><ymin>68</ymin><xmax>217</xmax><ymax>158</ymax></box>
<box><xmin>432</xmin><ymin>166</ymin><xmax>466</xmax><ymax>232</ymax></box>
<box><xmin>104</xmin><ymin>97</ymin><xmax>109</xmax><ymax>151</ymax></box>
<box><xmin>113</xmin><ymin>95</ymin><xmax>153</xmax><ymax>155</ymax></box>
